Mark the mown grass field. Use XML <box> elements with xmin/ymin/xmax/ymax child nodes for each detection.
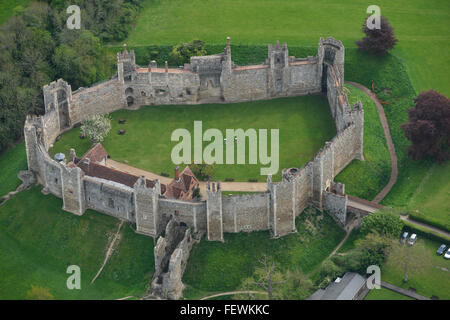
<box><xmin>381</xmin><ymin>238</ymin><xmax>450</xmax><ymax>300</ymax></box>
<box><xmin>0</xmin><ymin>187</ymin><xmax>154</xmax><ymax>299</ymax></box>
<box><xmin>182</xmin><ymin>208</ymin><xmax>346</xmax><ymax>299</ymax></box>
<box><xmin>52</xmin><ymin>95</ymin><xmax>336</xmax><ymax>182</ymax></box>
<box><xmin>364</xmin><ymin>288</ymin><xmax>413</xmax><ymax>300</ymax></box>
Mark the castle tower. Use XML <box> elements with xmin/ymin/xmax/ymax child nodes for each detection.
<box><xmin>117</xmin><ymin>44</ymin><xmax>137</xmax><ymax>84</ymax></box>
<box><xmin>61</xmin><ymin>164</ymin><xmax>85</xmax><ymax>216</ymax></box>
<box><xmin>267</xmin><ymin>176</ymin><xmax>297</xmax><ymax>238</ymax></box>
<box><xmin>206</xmin><ymin>182</ymin><xmax>224</xmax><ymax>241</ymax></box>
<box><xmin>43</xmin><ymin>79</ymin><xmax>73</xmax><ymax>131</ymax></box>
<box><xmin>268</xmin><ymin>41</ymin><xmax>289</xmax><ymax>96</ymax></box>
<box><xmin>134</xmin><ymin>177</ymin><xmax>162</xmax><ymax>237</ymax></box>
<box><xmin>318</xmin><ymin>37</ymin><xmax>345</xmax><ymax>93</ymax></box>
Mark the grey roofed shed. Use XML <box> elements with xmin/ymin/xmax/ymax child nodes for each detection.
<box><xmin>307</xmin><ymin>272</ymin><xmax>366</xmax><ymax>300</ymax></box>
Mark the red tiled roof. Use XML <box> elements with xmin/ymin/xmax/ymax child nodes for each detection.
<box><xmin>165</xmin><ymin>166</ymin><xmax>199</xmax><ymax>201</ymax></box>
<box><xmin>77</xmin><ymin>159</ymin><xmax>167</xmax><ymax>194</ymax></box>
<box><xmin>81</xmin><ymin>143</ymin><xmax>108</xmax><ymax>163</ymax></box>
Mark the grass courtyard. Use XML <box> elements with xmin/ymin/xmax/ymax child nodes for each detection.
<box><xmin>51</xmin><ymin>95</ymin><xmax>336</xmax><ymax>182</ymax></box>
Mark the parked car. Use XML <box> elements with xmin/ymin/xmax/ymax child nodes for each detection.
<box><xmin>408</xmin><ymin>233</ymin><xmax>417</xmax><ymax>245</ymax></box>
<box><xmin>445</xmin><ymin>249</ymin><xmax>450</xmax><ymax>260</ymax></box>
<box><xmin>401</xmin><ymin>232</ymin><xmax>409</xmax><ymax>243</ymax></box>
<box><xmin>437</xmin><ymin>244</ymin><xmax>447</xmax><ymax>255</ymax></box>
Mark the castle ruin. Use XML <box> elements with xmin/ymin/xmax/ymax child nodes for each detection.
<box><xmin>23</xmin><ymin>37</ymin><xmax>364</xmax><ymax>242</ymax></box>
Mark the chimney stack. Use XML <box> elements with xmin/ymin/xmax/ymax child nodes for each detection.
<box><xmin>174</xmin><ymin>166</ymin><xmax>180</xmax><ymax>180</ymax></box>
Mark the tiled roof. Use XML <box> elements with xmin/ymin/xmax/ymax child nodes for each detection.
<box><xmin>165</xmin><ymin>166</ymin><xmax>199</xmax><ymax>201</ymax></box>
<box><xmin>77</xmin><ymin>159</ymin><xmax>167</xmax><ymax>194</ymax></box>
<box><xmin>81</xmin><ymin>143</ymin><xmax>108</xmax><ymax>163</ymax></box>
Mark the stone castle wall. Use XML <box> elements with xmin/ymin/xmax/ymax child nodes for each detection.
<box><xmin>23</xmin><ymin>37</ymin><xmax>364</xmax><ymax>241</ymax></box>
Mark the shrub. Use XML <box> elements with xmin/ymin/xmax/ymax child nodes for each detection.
<box><xmin>225</xmin><ymin>178</ymin><xmax>234</xmax><ymax>182</ymax></box>
<box><xmin>248</xmin><ymin>178</ymin><xmax>258</xmax><ymax>182</ymax></box>
<box><xmin>360</xmin><ymin>210</ymin><xmax>404</xmax><ymax>238</ymax></box>
<box><xmin>355</xmin><ymin>16</ymin><xmax>398</xmax><ymax>55</ymax></box>
<box><xmin>190</xmin><ymin>164</ymin><xmax>213</xmax><ymax>181</ymax></box>
<box><xmin>160</xmin><ymin>172</ymin><xmax>170</xmax><ymax>177</ymax></box>
<box><xmin>169</xmin><ymin>40</ymin><xmax>207</xmax><ymax>66</ymax></box>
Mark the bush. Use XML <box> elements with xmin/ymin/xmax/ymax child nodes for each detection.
<box><xmin>190</xmin><ymin>164</ymin><xmax>214</xmax><ymax>181</ymax></box>
<box><xmin>160</xmin><ymin>172</ymin><xmax>170</xmax><ymax>177</ymax></box>
<box><xmin>248</xmin><ymin>179</ymin><xmax>258</xmax><ymax>182</ymax></box>
<box><xmin>169</xmin><ymin>40</ymin><xmax>207</xmax><ymax>66</ymax></box>
<box><xmin>360</xmin><ymin>210</ymin><xmax>404</xmax><ymax>238</ymax></box>
<box><xmin>225</xmin><ymin>178</ymin><xmax>234</xmax><ymax>182</ymax></box>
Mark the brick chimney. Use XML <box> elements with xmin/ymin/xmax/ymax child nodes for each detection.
<box><xmin>174</xmin><ymin>166</ymin><xmax>180</xmax><ymax>181</ymax></box>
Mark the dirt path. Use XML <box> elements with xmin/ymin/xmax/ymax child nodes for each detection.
<box><xmin>345</xmin><ymin>81</ymin><xmax>398</xmax><ymax>204</ymax></box>
<box><xmin>200</xmin><ymin>290</ymin><xmax>267</xmax><ymax>300</ymax></box>
<box><xmin>91</xmin><ymin>220</ymin><xmax>124</xmax><ymax>284</ymax></box>
<box><xmin>307</xmin><ymin>219</ymin><xmax>357</xmax><ymax>277</ymax></box>
<box><xmin>106</xmin><ymin>159</ymin><xmax>268</xmax><ymax>194</ymax></box>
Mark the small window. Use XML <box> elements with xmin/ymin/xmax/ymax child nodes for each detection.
<box><xmin>108</xmin><ymin>198</ymin><xmax>114</xmax><ymax>208</ymax></box>
<box><xmin>55</xmin><ymin>178</ymin><xmax>58</xmax><ymax>184</ymax></box>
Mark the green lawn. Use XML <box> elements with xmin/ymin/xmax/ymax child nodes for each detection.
<box><xmin>364</xmin><ymin>287</ymin><xmax>413</xmax><ymax>300</ymax></box>
<box><xmin>381</xmin><ymin>238</ymin><xmax>450</xmax><ymax>300</ymax></box>
<box><xmin>0</xmin><ymin>0</ymin><xmax>29</xmax><ymax>25</ymax></box>
<box><xmin>125</xmin><ymin>0</ymin><xmax>450</xmax><ymax>97</ymax></box>
<box><xmin>51</xmin><ymin>95</ymin><xmax>336</xmax><ymax>182</ymax></box>
<box><xmin>0</xmin><ymin>187</ymin><xmax>154</xmax><ymax>299</ymax></box>
<box><xmin>0</xmin><ymin>142</ymin><xmax>28</xmax><ymax>198</ymax></box>
<box><xmin>335</xmin><ymin>84</ymin><xmax>390</xmax><ymax>200</ymax></box>
<box><xmin>405</xmin><ymin>162</ymin><xmax>450</xmax><ymax>230</ymax></box>
<box><xmin>182</xmin><ymin>208</ymin><xmax>346</xmax><ymax>299</ymax></box>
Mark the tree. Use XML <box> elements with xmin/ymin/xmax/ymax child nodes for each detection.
<box><xmin>169</xmin><ymin>40</ymin><xmax>207</xmax><ymax>66</ymax></box>
<box><xmin>360</xmin><ymin>210</ymin><xmax>404</xmax><ymax>238</ymax></box>
<box><xmin>402</xmin><ymin>90</ymin><xmax>450</xmax><ymax>162</ymax></box>
<box><xmin>26</xmin><ymin>285</ymin><xmax>54</xmax><ymax>300</ymax></box>
<box><xmin>80</xmin><ymin>114</ymin><xmax>111</xmax><ymax>143</ymax></box>
<box><xmin>234</xmin><ymin>255</ymin><xmax>285</xmax><ymax>300</ymax></box>
<box><xmin>276</xmin><ymin>269</ymin><xmax>314</xmax><ymax>300</ymax></box>
<box><xmin>387</xmin><ymin>239</ymin><xmax>428</xmax><ymax>283</ymax></box>
<box><xmin>354</xmin><ymin>232</ymin><xmax>393</xmax><ymax>273</ymax></box>
<box><xmin>191</xmin><ymin>164</ymin><xmax>214</xmax><ymax>181</ymax></box>
<box><xmin>355</xmin><ymin>16</ymin><xmax>398</xmax><ymax>55</ymax></box>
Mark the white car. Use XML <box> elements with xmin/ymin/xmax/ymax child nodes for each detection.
<box><xmin>408</xmin><ymin>233</ymin><xmax>417</xmax><ymax>245</ymax></box>
<box><xmin>444</xmin><ymin>249</ymin><xmax>450</xmax><ymax>260</ymax></box>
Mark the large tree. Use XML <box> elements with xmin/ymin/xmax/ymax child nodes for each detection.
<box><xmin>356</xmin><ymin>16</ymin><xmax>398</xmax><ymax>55</ymax></box>
<box><xmin>402</xmin><ymin>90</ymin><xmax>450</xmax><ymax>162</ymax></box>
